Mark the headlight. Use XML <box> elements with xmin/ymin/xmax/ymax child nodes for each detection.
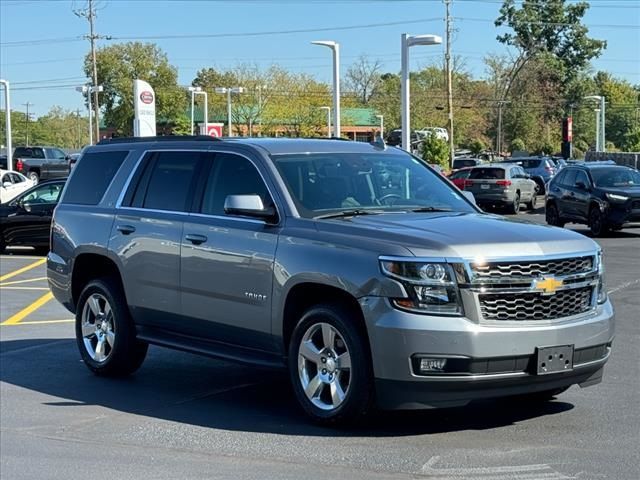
<box><xmin>605</xmin><ymin>193</ymin><xmax>629</xmax><ymax>203</ymax></box>
<box><xmin>380</xmin><ymin>259</ymin><xmax>464</xmax><ymax>315</ymax></box>
<box><xmin>596</xmin><ymin>251</ymin><xmax>607</xmax><ymax>304</ymax></box>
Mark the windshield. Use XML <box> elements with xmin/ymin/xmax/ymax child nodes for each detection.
<box><xmin>590</xmin><ymin>167</ymin><xmax>640</xmax><ymax>188</ymax></box>
<box><xmin>272</xmin><ymin>152</ymin><xmax>476</xmax><ymax>218</ymax></box>
<box><xmin>453</xmin><ymin>159</ymin><xmax>477</xmax><ymax>169</ymax></box>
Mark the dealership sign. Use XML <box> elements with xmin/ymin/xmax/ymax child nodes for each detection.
<box><xmin>133</xmin><ymin>79</ymin><xmax>156</xmax><ymax>137</ymax></box>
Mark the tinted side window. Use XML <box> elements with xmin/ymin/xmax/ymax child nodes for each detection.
<box><xmin>562</xmin><ymin>169</ymin><xmax>577</xmax><ymax>187</ymax></box>
<box><xmin>62</xmin><ymin>151</ymin><xmax>128</xmax><ymax>205</ymax></box>
<box><xmin>22</xmin><ymin>182</ymin><xmax>63</xmax><ymax>204</ymax></box>
<box><xmin>200</xmin><ymin>153</ymin><xmax>271</xmax><ymax>216</ymax></box>
<box><xmin>141</xmin><ymin>151</ymin><xmax>201</xmax><ymax>212</ymax></box>
<box><xmin>553</xmin><ymin>170</ymin><xmax>566</xmax><ymax>186</ymax></box>
<box><xmin>575</xmin><ymin>171</ymin><xmax>589</xmax><ymax>186</ymax></box>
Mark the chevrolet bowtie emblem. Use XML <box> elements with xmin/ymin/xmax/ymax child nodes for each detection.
<box><xmin>533</xmin><ymin>276</ymin><xmax>563</xmax><ymax>295</ymax></box>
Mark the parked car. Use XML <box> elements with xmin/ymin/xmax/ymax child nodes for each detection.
<box><xmin>416</xmin><ymin>127</ymin><xmax>449</xmax><ymax>142</ymax></box>
<box><xmin>0</xmin><ymin>179</ymin><xmax>65</xmax><ymax>253</ymax></box>
<box><xmin>452</xmin><ymin>157</ymin><xmax>483</xmax><ymax>171</ymax></box>
<box><xmin>498</xmin><ymin>157</ymin><xmax>556</xmax><ymax>194</ymax></box>
<box><xmin>545</xmin><ymin>162</ymin><xmax>640</xmax><ymax>236</ymax></box>
<box><xmin>447</xmin><ymin>166</ymin><xmax>473</xmax><ymax>189</ymax></box>
<box><xmin>385</xmin><ymin>129</ymin><xmax>420</xmax><ymax>147</ymax></box>
<box><xmin>463</xmin><ymin>164</ymin><xmax>538</xmax><ymax>213</ymax></box>
<box><xmin>0</xmin><ymin>169</ymin><xmax>34</xmax><ymax>203</ymax></box>
<box><xmin>48</xmin><ymin>136</ymin><xmax>613</xmax><ymax>425</ymax></box>
<box><xmin>68</xmin><ymin>152</ymin><xmax>81</xmax><ymax>169</ymax></box>
<box><xmin>11</xmin><ymin>146</ymin><xmax>71</xmax><ymax>184</ymax></box>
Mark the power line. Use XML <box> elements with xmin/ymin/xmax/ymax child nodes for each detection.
<box><xmin>112</xmin><ymin>17</ymin><xmax>442</xmax><ymax>41</ymax></box>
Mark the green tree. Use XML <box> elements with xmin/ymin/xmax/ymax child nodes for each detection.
<box><xmin>86</xmin><ymin>42</ymin><xmax>186</xmax><ymax>136</ymax></box>
<box><xmin>420</xmin><ymin>134</ymin><xmax>450</xmax><ymax>169</ymax></box>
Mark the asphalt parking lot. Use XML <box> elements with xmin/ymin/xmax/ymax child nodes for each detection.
<box><xmin>1</xmin><ymin>212</ymin><xmax>639</xmax><ymax>480</ymax></box>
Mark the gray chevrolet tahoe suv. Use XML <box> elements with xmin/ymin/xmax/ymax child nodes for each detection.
<box><xmin>48</xmin><ymin>136</ymin><xmax>614</xmax><ymax>425</ymax></box>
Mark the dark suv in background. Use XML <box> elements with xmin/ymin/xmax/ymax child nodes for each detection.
<box><xmin>546</xmin><ymin>162</ymin><xmax>640</xmax><ymax>236</ymax></box>
<box><xmin>11</xmin><ymin>146</ymin><xmax>71</xmax><ymax>184</ymax></box>
<box><xmin>48</xmin><ymin>136</ymin><xmax>613</xmax><ymax>425</ymax></box>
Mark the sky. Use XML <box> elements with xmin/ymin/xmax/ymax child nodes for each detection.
<box><xmin>1</xmin><ymin>0</ymin><xmax>639</xmax><ymax>118</ymax></box>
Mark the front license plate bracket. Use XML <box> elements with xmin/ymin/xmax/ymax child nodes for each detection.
<box><xmin>536</xmin><ymin>345</ymin><xmax>574</xmax><ymax>375</ymax></box>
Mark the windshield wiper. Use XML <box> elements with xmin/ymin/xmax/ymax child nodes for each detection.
<box><xmin>410</xmin><ymin>206</ymin><xmax>453</xmax><ymax>213</ymax></box>
<box><xmin>314</xmin><ymin>209</ymin><xmax>385</xmax><ymax>220</ymax></box>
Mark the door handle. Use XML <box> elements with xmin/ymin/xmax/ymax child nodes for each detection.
<box><xmin>185</xmin><ymin>234</ymin><xmax>207</xmax><ymax>245</ymax></box>
<box><xmin>116</xmin><ymin>224</ymin><xmax>136</xmax><ymax>235</ymax></box>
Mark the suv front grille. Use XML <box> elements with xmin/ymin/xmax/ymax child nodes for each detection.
<box><xmin>472</xmin><ymin>256</ymin><xmax>593</xmax><ymax>279</ymax></box>
<box><xmin>479</xmin><ymin>286</ymin><xmax>593</xmax><ymax>322</ymax></box>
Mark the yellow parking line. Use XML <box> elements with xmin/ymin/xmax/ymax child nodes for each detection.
<box><xmin>0</xmin><ymin>276</ymin><xmax>48</xmax><ymax>287</ymax></box>
<box><xmin>1</xmin><ymin>292</ymin><xmax>54</xmax><ymax>325</ymax></box>
<box><xmin>1</xmin><ymin>319</ymin><xmax>74</xmax><ymax>326</ymax></box>
<box><xmin>0</xmin><ymin>287</ymin><xmax>50</xmax><ymax>291</ymax></box>
<box><xmin>0</xmin><ymin>258</ymin><xmax>46</xmax><ymax>282</ymax></box>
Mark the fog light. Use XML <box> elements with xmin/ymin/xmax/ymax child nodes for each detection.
<box><xmin>419</xmin><ymin>358</ymin><xmax>447</xmax><ymax>373</ymax></box>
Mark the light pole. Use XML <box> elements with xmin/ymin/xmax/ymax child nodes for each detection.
<box><xmin>401</xmin><ymin>33</ymin><xmax>442</xmax><ymax>151</ymax></box>
<box><xmin>594</xmin><ymin>108</ymin><xmax>601</xmax><ymax>152</ymax></box>
<box><xmin>312</xmin><ymin>40</ymin><xmax>340</xmax><ymax>138</ymax></box>
<box><xmin>188</xmin><ymin>86</ymin><xmax>201</xmax><ymax>135</ymax></box>
<box><xmin>496</xmin><ymin>100</ymin><xmax>510</xmax><ymax>155</ymax></box>
<box><xmin>257</xmin><ymin>85</ymin><xmax>267</xmax><ymax>136</ymax></box>
<box><xmin>76</xmin><ymin>85</ymin><xmax>93</xmax><ymax>145</ymax></box>
<box><xmin>0</xmin><ymin>79</ymin><xmax>13</xmax><ymax>171</ymax></box>
<box><xmin>375</xmin><ymin>114</ymin><xmax>384</xmax><ymax>139</ymax></box>
<box><xmin>215</xmin><ymin>87</ymin><xmax>244</xmax><ymax>136</ymax></box>
<box><xmin>584</xmin><ymin>95</ymin><xmax>605</xmax><ymax>152</ymax></box>
<box><xmin>319</xmin><ymin>106</ymin><xmax>331</xmax><ymax>137</ymax></box>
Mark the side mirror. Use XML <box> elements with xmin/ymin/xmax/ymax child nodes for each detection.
<box><xmin>525</xmin><ymin>173</ymin><xmax>531</xmax><ymax>179</ymax></box>
<box><xmin>224</xmin><ymin>194</ymin><xmax>277</xmax><ymax>222</ymax></box>
<box><xmin>461</xmin><ymin>191</ymin><xmax>477</xmax><ymax>205</ymax></box>
<box><xmin>2</xmin><ymin>181</ymin><xmax>11</xmax><ymax>188</ymax></box>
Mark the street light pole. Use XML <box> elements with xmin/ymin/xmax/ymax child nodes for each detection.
<box><xmin>188</xmin><ymin>86</ymin><xmax>200</xmax><ymax>135</ymax></box>
<box><xmin>584</xmin><ymin>95</ymin><xmax>606</xmax><ymax>152</ymax></box>
<box><xmin>312</xmin><ymin>41</ymin><xmax>340</xmax><ymax>138</ymax></box>
<box><xmin>215</xmin><ymin>87</ymin><xmax>244</xmax><ymax>137</ymax></box>
<box><xmin>320</xmin><ymin>106</ymin><xmax>331</xmax><ymax>137</ymax></box>
<box><xmin>375</xmin><ymin>114</ymin><xmax>384</xmax><ymax>138</ymax></box>
<box><xmin>77</xmin><ymin>85</ymin><xmax>94</xmax><ymax>145</ymax></box>
<box><xmin>594</xmin><ymin>109</ymin><xmax>601</xmax><ymax>152</ymax></box>
<box><xmin>401</xmin><ymin>33</ymin><xmax>443</xmax><ymax>152</ymax></box>
<box><xmin>0</xmin><ymin>79</ymin><xmax>13</xmax><ymax>171</ymax></box>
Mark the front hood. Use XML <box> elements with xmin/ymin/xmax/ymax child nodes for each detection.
<box><xmin>321</xmin><ymin>212</ymin><xmax>598</xmax><ymax>259</ymax></box>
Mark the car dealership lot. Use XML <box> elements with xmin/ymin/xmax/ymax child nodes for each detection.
<box><xmin>1</xmin><ymin>217</ymin><xmax>639</xmax><ymax>480</ymax></box>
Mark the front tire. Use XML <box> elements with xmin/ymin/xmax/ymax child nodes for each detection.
<box><xmin>76</xmin><ymin>277</ymin><xmax>148</xmax><ymax>377</ymax></box>
<box><xmin>288</xmin><ymin>303</ymin><xmax>373</xmax><ymax>426</ymax></box>
<box><xmin>589</xmin><ymin>206</ymin><xmax>609</xmax><ymax>237</ymax></box>
<box><xmin>525</xmin><ymin>194</ymin><xmax>537</xmax><ymax>211</ymax></box>
<box><xmin>507</xmin><ymin>193</ymin><xmax>520</xmax><ymax>214</ymax></box>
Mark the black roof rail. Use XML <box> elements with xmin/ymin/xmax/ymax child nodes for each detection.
<box><xmin>96</xmin><ymin>135</ymin><xmax>222</xmax><ymax>145</ymax></box>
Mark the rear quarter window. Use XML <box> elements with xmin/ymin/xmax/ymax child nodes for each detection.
<box><xmin>61</xmin><ymin>150</ymin><xmax>129</xmax><ymax>205</ymax></box>
<box><xmin>14</xmin><ymin>147</ymin><xmax>45</xmax><ymax>158</ymax></box>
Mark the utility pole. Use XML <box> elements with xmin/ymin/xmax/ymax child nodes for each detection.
<box><xmin>496</xmin><ymin>100</ymin><xmax>510</xmax><ymax>155</ymax></box>
<box><xmin>74</xmin><ymin>0</ymin><xmax>110</xmax><ymax>142</ymax></box>
<box><xmin>22</xmin><ymin>102</ymin><xmax>33</xmax><ymax>146</ymax></box>
<box><xmin>444</xmin><ymin>0</ymin><xmax>454</xmax><ymax>168</ymax></box>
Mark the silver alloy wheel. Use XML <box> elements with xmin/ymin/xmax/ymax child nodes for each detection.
<box><xmin>81</xmin><ymin>293</ymin><xmax>115</xmax><ymax>363</ymax></box>
<box><xmin>298</xmin><ymin>322</ymin><xmax>351</xmax><ymax>411</ymax></box>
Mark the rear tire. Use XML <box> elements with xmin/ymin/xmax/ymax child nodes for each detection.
<box><xmin>545</xmin><ymin>203</ymin><xmax>565</xmax><ymax>227</ymax></box>
<box><xmin>28</xmin><ymin>171</ymin><xmax>40</xmax><ymax>185</ymax></box>
<box><xmin>288</xmin><ymin>303</ymin><xmax>373</xmax><ymax>426</ymax></box>
<box><xmin>75</xmin><ymin>277</ymin><xmax>148</xmax><ymax>377</ymax></box>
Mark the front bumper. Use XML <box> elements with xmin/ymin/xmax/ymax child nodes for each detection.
<box><xmin>604</xmin><ymin>202</ymin><xmax>640</xmax><ymax>226</ymax></box>
<box><xmin>360</xmin><ymin>296</ymin><xmax>614</xmax><ymax>409</ymax></box>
